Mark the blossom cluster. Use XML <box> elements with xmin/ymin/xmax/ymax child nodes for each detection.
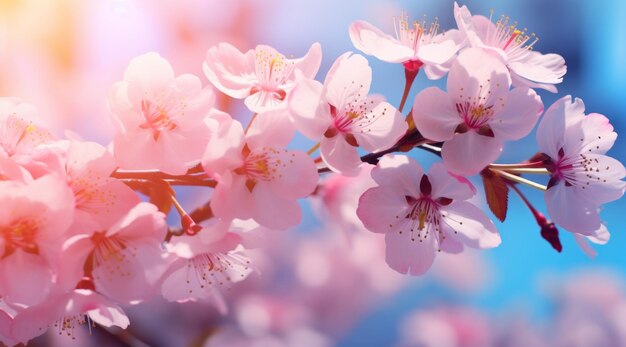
<box><xmin>0</xmin><ymin>2</ymin><xmax>624</xmax><ymax>344</ymax></box>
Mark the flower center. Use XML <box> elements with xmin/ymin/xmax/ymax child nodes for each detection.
<box><xmin>234</xmin><ymin>145</ymin><xmax>291</xmax><ymax>192</ymax></box>
<box><xmin>1</xmin><ymin>218</ymin><xmax>40</xmax><ymax>256</ymax></box>
<box><xmin>87</xmin><ymin>231</ymin><xmax>134</xmax><ymax>279</ymax></box>
<box><xmin>251</xmin><ymin>48</ymin><xmax>294</xmax><ymax>101</ymax></box>
<box><xmin>139</xmin><ymin>99</ymin><xmax>177</xmax><ymax>141</ymax></box>
<box><xmin>547</xmin><ymin>147</ymin><xmax>612</xmax><ymax>189</ymax></box>
<box><xmin>0</xmin><ymin>115</ymin><xmax>44</xmax><ymax>156</ymax></box>
<box><xmin>386</xmin><ymin>175</ymin><xmax>451</xmax><ymax>246</ymax></box>
<box><xmin>456</xmin><ymin>102</ymin><xmax>495</xmax><ymax>130</ymax></box>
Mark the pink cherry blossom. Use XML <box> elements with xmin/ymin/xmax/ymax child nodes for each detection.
<box><xmin>0</xmin><ymin>153</ymin><xmax>31</xmax><ymax>182</ymax></box>
<box><xmin>204</xmin><ymin>42</ymin><xmax>322</xmax><ymax>113</ymax></box>
<box><xmin>202</xmin><ymin>111</ymin><xmax>318</xmax><ymax>229</ymax></box>
<box><xmin>349</xmin><ymin>15</ymin><xmax>462</xmax><ymax>78</ymax></box>
<box><xmin>313</xmin><ymin>164</ymin><xmax>376</xmax><ymax>235</ymax></box>
<box><xmin>398</xmin><ymin>307</ymin><xmax>493</xmax><ymax>347</ymax></box>
<box><xmin>0</xmin><ymin>97</ymin><xmax>55</xmax><ymax>159</ymax></box>
<box><xmin>161</xmin><ymin>221</ymin><xmax>252</xmax><ymax>309</ymax></box>
<box><xmin>537</xmin><ymin>96</ymin><xmax>625</xmax><ymax>236</ymax></box>
<box><xmin>108</xmin><ymin>52</ymin><xmax>215</xmax><ymax>175</ymax></box>
<box><xmin>412</xmin><ymin>47</ymin><xmax>543</xmax><ymax>175</ymax></box>
<box><xmin>60</xmin><ymin>202</ymin><xmax>167</xmax><ymax>304</ymax></box>
<box><xmin>11</xmin><ymin>289</ymin><xmax>129</xmax><ymax>344</ymax></box>
<box><xmin>0</xmin><ymin>174</ymin><xmax>75</xmax><ymax>306</ymax></box>
<box><xmin>357</xmin><ymin>155</ymin><xmax>500</xmax><ymax>275</ymax></box>
<box><xmin>454</xmin><ymin>2</ymin><xmax>566</xmax><ymax>92</ymax></box>
<box><xmin>289</xmin><ymin>53</ymin><xmax>407</xmax><ymax>176</ymax></box>
<box><xmin>25</xmin><ymin>140</ymin><xmax>141</xmax><ymax>232</ymax></box>
<box><xmin>64</xmin><ymin>141</ymin><xmax>141</xmax><ymax>232</ymax></box>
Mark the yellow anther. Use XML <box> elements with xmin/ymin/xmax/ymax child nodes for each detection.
<box><xmin>418</xmin><ymin>210</ymin><xmax>427</xmax><ymax>231</ymax></box>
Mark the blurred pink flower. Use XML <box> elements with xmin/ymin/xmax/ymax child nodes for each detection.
<box><xmin>0</xmin><ymin>98</ymin><xmax>55</xmax><ymax>159</ymax></box>
<box><xmin>413</xmin><ymin>47</ymin><xmax>543</xmax><ymax>175</ymax></box>
<box><xmin>454</xmin><ymin>2</ymin><xmax>566</xmax><ymax>92</ymax></box>
<box><xmin>204</xmin><ymin>42</ymin><xmax>322</xmax><ymax>114</ymax></box>
<box><xmin>11</xmin><ymin>289</ymin><xmax>128</xmax><ymax>345</ymax></box>
<box><xmin>0</xmin><ymin>153</ymin><xmax>30</xmax><ymax>182</ymax></box>
<box><xmin>357</xmin><ymin>155</ymin><xmax>500</xmax><ymax>275</ymax></box>
<box><xmin>0</xmin><ymin>174</ymin><xmax>75</xmax><ymax>306</ymax></box>
<box><xmin>312</xmin><ymin>164</ymin><xmax>376</xmax><ymax>235</ymax></box>
<box><xmin>108</xmin><ymin>52</ymin><xmax>215</xmax><ymax>175</ymax></box>
<box><xmin>161</xmin><ymin>222</ymin><xmax>252</xmax><ymax>310</ymax></box>
<box><xmin>289</xmin><ymin>53</ymin><xmax>407</xmax><ymax>176</ymax></box>
<box><xmin>398</xmin><ymin>307</ymin><xmax>492</xmax><ymax>347</ymax></box>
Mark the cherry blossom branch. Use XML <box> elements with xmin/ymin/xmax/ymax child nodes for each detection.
<box><xmin>119</xmin><ymin>177</ymin><xmax>217</xmax><ymax>187</ymax></box>
<box><xmin>112</xmin><ymin>167</ymin><xmax>216</xmax><ymax>187</ymax></box>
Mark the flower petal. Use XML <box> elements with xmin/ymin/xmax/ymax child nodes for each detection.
<box><xmin>417</xmin><ymin>40</ymin><xmax>458</xmax><ymax>65</ymax></box>
<box><xmin>210</xmin><ymin>174</ymin><xmax>255</xmax><ymax>221</ymax></box>
<box><xmin>349</xmin><ymin>20</ymin><xmax>415</xmax><ymax>63</ymax></box>
<box><xmin>536</xmin><ymin>95</ymin><xmax>576</xmax><ymax>159</ymax></box>
<box><xmin>579</xmin><ymin>113</ymin><xmax>617</xmax><ymax>155</ymax></box>
<box><xmin>490</xmin><ymin>87</ymin><xmax>543</xmax><ymax>140</ymax></box>
<box><xmin>441</xmin><ymin>132</ymin><xmax>503</xmax><ymax>176</ymax></box>
<box><xmin>384</xmin><ymin>228</ymin><xmax>437</xmax><ymax>276</ymax></box>
<box><xmin>357</xmin><ymin>186</ymin><xmax>409</xmax><ymax>234</ymax></box>
<box><xmin>572</xmin><ymin>154</ymin><xmax>626</xmax><ymax>204</ymax></box>
<box><xmin>288</xmin><ymin>78</ymin><xmax>329</xmax><ymax>140</ymax></box>
<box><xmin>413</xmin><ymin>87</ymin><xmax>458</xmax><ymax>141</ymax></box>
<box><xmin>203</xmin><ymin>43</ymin><xmax>256</xmax><ymax>98</ymax></box>
<box><xmin>427</xmin><ymin>162</ymin><xmax>475</xmax><ymax>201</ymax></box>
<box><xmin>370</xmin><ymin>154</ymin><xmax>423</xmax><ymax>196</ymax></box>
<box><xmin>324</xmin><ymin>53</ymin><xmax>371</xmax><ymax>111</ymax></box>
<box><xmin>266</xmin><ymin>150</ymin><xmax>318</xmax><ymax>199</ymax></box>
<box><xmin>440</xmin><ymin>201</ymin><xmax>501</xmax><ymax>249</ymax></box>
<box><xmin>320</xmin><ymin>135</ymin><xmax>362</xmax><ymax>176</ymax></box>
<box><xmin>447</xmin><ymin>47</ymin><xmax>510</xmax><ymax>109</ymax></box>
<box><xmin>202</xmin><ymin>117</ymin><xmax>245</xmax><ymax>177</ymax></box>
<box><xmin>293</xmin><ymin>42</ymin><xmax>323</xmax><ymax>79</ymax></box>
<box><xmin>93</xmin><ymin>243</ymin><xmax>164</xmax><ymax>304</ymax></box>
<box><xmin>124</xmin><ymin>53</ymin><xmax>175</xmax><ymax>97</ymax></box>
<box><xmin>252</xmin><ymin>184</ymin><xmax>302</xmax><ymax>229</ymax></box>
<box><xmin>353</xmin><ymin>99</ymin><xmax>407</xmax><ymax>153</ymax></box>
<box><xmin>509</xmin><ymin>51</ymin><xmax>566</xmax><ymax>91</ymax></box>
<box><xmin>545</xmin><ymin>182</ymin><xmax>602</xmax><ymax>235</ymax></box>
<box><xmin>0</xmin><ymin>250</ymin><xmax>52</xmax><ymax>306</ymax></box>
<box><xmin>246</xmin><ymin>110</ymin><xmax>296</xmax><ymax>149</ymax></box>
